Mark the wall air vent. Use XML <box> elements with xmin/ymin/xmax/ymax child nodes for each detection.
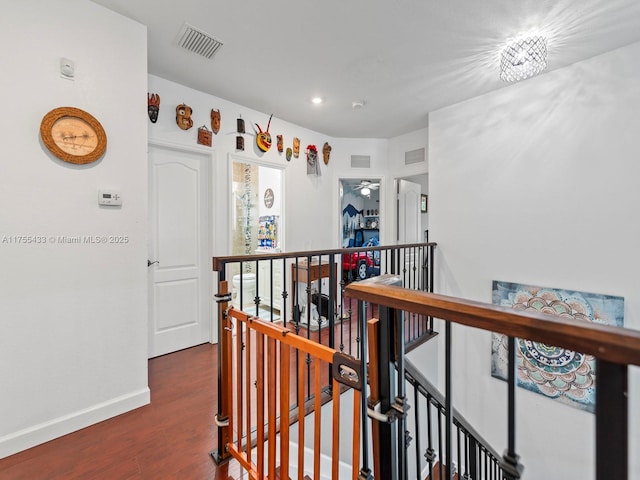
<box><xmin>175</xmin><ymin>23</ymin><xmax>223</xmax><ymax>59</ymax></box>
<box><xmin>350</xmin><ymin>155</ymin><xmax>371</xmax><ymax>169</ymax></box>
<box><xmin>405</xmin><ymin>148</ymin><xmax>426</xmax><ymax>165</ymax></box>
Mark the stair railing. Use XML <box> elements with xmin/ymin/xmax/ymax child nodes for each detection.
<box><xmin>212</xmin><ymin>242</ymin><xmax>436</xmax><ymax>468</ymax></box>
<box><xmin>404</xmin><ymin>358</ymin><xmax>504</xmax><ymax>479</ymax></box>
<box><xmin>346</xmin><ymin>274</ymin><xmax>640</xmax><ymax>480</ymax></box>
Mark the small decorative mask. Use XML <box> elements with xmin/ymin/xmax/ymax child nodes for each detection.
<box><xmin>277</xmin><ymin>135</ymin><xmax>284</xmax><ymax>153</ymax></box>
<box><xmin>210</xmin><ymin>109</ymin><xmax>220</xmax><ymax>134</ymax></box>
<box><xmin>176</xmin><ymin>103</ymin><xmax>193</xmax><ymax>130</ymax></box>
<box><xmin>322</xmin><ymin>142</ymin><xmax>332</xmax><ymax>165</ymax></box>
<box><xmin>255</xmin><ymin>114</ymin><xmax>273</xmax><ymax>152</ymax></box>
<box><xmin>147</xmin><ymin>93</ymin><xmax>160</xmax><ymax>123</ymax></box>
<box><xmin>293</xmin><ymin>137</ymin><xmax>300</xmax><ymax>158</ymax></box>
<box><xmin>306</xmin><ymin>144</ymin><xmax>320</xmax><ymax>175</ymax></box>
<box><xmin>198</xmin><ymin>125</ymin><xmax>212</xmax><ymax>146</ymax></box>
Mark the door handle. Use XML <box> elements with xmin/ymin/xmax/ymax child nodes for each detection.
<box><xmin>148</xmin><ymin>260</ymin><xmax>159</xmax><ymax>267</ymax></box>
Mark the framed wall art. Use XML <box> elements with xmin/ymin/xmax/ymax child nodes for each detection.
<box><xmin>420</xmin><ymin>194</ymin><xmax>428</xmax><ymax>213</ymax></box>
<box><xmin>491</xmin><ymin>280</ymin><xmax>624</xmax><ymax>413</ymax></box>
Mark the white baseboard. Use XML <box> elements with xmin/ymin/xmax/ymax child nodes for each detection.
<box><xmin>0</xmin><ymin>387</ymin><xmax>150</xmax><ymax>459</ymax></box>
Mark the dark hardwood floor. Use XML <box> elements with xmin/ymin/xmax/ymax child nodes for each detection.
<box><xmin>0</xmin><ymin>343</ymin><xmax>235</xmax><ymax>480</ymax></box>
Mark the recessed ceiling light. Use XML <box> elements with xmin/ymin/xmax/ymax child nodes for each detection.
<box><xmin>352</xmin><ymin>100</ymin><xmax>365</xmax><ymax>110</ymax></box>
<box><xmin>311</xmin><ymin>97</ymin><xmax>323</xmax><ymax>105</ymax></box>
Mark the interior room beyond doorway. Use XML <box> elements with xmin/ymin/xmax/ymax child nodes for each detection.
<box><xmin>340</xmin><ymin>178</ymin><xmax>381</xmax><ymax>248</ymax></box>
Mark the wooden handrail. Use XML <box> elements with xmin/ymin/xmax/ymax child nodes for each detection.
<box><xmin>345</xmin><ymin>275</ymin><xmax>640</xmax><ymax>367</ymax></box>
<box><xmin>212</xmin><ymin>242</ymin><xmax>437</xmax><ymax>272</ymax></box>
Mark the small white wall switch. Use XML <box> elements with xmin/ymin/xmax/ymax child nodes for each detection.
<box><xmin>98</xmin><ymin>189</ymin><xmax>122</xmax><ymax>206</ymax></box>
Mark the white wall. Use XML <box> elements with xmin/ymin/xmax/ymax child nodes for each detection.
<box><xmin>331</xmin><ymin>138</ymin><xmax>391</xmax><ymax>245</ymax></box>
<box><xmin>147</xmin><ymin>75</ymin><xmax>394</xmax><ymax>254</ymax></box>
<box><xmin>387</xmin><ymin>128</ymin><xmax>430</xmax><ymax>241</ymax></box>
<box><xmin>428</xmin><ymin>41</ymin><xmax>640</xmax><ymax>478</ymax></box>
<box><xmin>0</xmin><ymin>1</ymin><xmax>149</xmax><ymax>458</ymax></box>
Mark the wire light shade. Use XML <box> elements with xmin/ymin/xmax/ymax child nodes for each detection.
<box><xmin>500</xmin><ymin>36</ymin><xmax>547</xmax><ymax>82</ymax></box>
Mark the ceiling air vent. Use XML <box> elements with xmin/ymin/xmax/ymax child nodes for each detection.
<box><xmin>351</xmin><ymin>155</ymin><xmax>371</xmax><ymax>169</ymax></box>
<box><xmin>175</xmin><ymin>23</ymin><xmax>223</xmax><ymax>59</ymax></box>
<box><xmin>405</xmin><ymin>148</ymin><xmax>425</xmax><ymax>165</ymax></box>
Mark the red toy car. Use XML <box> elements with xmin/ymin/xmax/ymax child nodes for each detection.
<box><xmin>342</xmin><ymin>251</ymin><xmax>374</xmax><ymax>281</ymax></box>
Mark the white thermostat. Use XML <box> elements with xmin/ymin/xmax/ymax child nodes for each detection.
<box><xmin>98</xmin><ymin>189</ymin><xmax>122</xmax><ymax>206</ymax></box>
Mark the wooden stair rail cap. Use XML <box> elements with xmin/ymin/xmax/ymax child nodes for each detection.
<box><xmin>344</xmin><ymin>275</ymin><xmax>640</xmax><ymax>367</ymax></box>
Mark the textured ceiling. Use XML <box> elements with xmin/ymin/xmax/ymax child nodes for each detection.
<box><xmin>92</xmin><ymin>0</ymin><xmax>640</xmax><ymax>138</ymax></box>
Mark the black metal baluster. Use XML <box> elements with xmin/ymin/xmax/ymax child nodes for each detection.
<box><xmin>281</xmin><ymin>258</ymin><xmax>287</xmax><ymax>328</ymax></box>
<box><xmin>425</xmin><ymin>396</ymin><xmax>435</xmax><ymax>479</ymax></box>
<box><xmin>463</xmin><ymin>432</ymin><xmax>470</xmax><ymax>480</ymax></box>
<box><xmin>339</xmin><ymin>275</ymin><xmax>345</xmax><ymax>352</ymax></box>
<box><xmin>501</xmin><ymin>336</ymin><xmax>523</xmax><ymax>479</ymax></box>
<box><xmin>413</xmin><ymin>246</ymin><xmax>418</xmax><ymax>290</ymax></box>
<box><xmin>396</xmin><ymin>307</ymin><xmax>407</xmax><ymax>480</ymax></box>
<box><xmin>456</xmin><ymin>425</ymin><xmax>461</xmax><ymax>480</ymax></box>
<box><xmin>238</xmin><ymin>261</ymin><xmax>244</xmax><ymax>310</ymax></box>
<box><xmin>468</xmin><ymin>437</ymin><xmax>478</xmax><ymax>480</ymax></box>
<box><xmin>328</xmin><ymin>253</ymin><xmax>336</xmax><ymax>351</ymax></box>
<box><xmin>253</xmin><ymin>259</ymin><xmax>260</xmax><ymax>316</ymax></box>
<box><xmin>414</xmin><ymin>382</ymin><xmax>422</xmax><ymax>480</ymax></box>
<box><xmin>359</xmin><ymin>294</ymin><xmax>373</xmax><ymax>480</ymax></box>
<box><xmin>445</xmin><ymin>320</ymin><xmax>452</xmax><ymax>480</ymax></box>
<box><xmin>402</xmin><ymin>247</ymin><xmax>407</xmax><ymax>286</ymax></box>
<box><xmin>269</xmin><ymin>258</ymin><xmax>274</xmax><ymax>322</ymax></box>
<box><xmin>305</xmin><ymin>255</ymin><xmax>312</xmax><ymax>399</ymax></box>
<box><xmin>384</xmin><ymin>248</ymin><xmax>389</xmax><ymax>274</ymax></box>
<box><xmin>437</xmin><ymin>407</ymin><xmax>443</xmax><ymax>480</ymax></box>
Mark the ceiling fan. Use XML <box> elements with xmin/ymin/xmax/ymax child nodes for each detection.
<box><xmin>353</xmin><ymin>180</ymin><xmax>380</xmax><ymax>191</ymax></box>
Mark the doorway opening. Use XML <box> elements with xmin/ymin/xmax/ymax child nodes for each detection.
<box><xmin>339</xmin><ymin>178</ymin><xmax>381</xmax><ymax>247</ymax></box>
<box><xmin>230</xmin><ymin>156</ymin><xmax>284</xmax><ymax>257</ymax></box>
<box><xmin>339</xmin><ymin>178</ymin><xmax>382</xmax><ymax>284</ymax></box>
<box><xmin>395</xmin><ymin>174</ymin><xmax>428</xmax><ymax>243</ymax></box>
<box><xmin>229</xmin><ymin>155</ymin><xmax>285</xmax><ymax>317</ymax></box>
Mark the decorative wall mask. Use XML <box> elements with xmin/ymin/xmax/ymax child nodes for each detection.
<box><xmin>277</xmin><ymin>135</ymin><xmax>284</xmax><ymax>153</ymax></box>
<box><xmin>147</xmin><ymin>93</ymin><xmax>160</xmax><ymax>123</ymax></box>
<box><xmin>322</xmin><ymin>142</ymin><xmax>332</xmax><ymax>165</ymax></box>
<box><xmin>255</xmin><ymin>114</ymin><xmax>273</xmax><ymax>152</ymax></box>
<box><xmin>236</xmin><ymin>115</ymin><xmax>245</xmax><ymax>150</ymax></box>
<box><xmin>210</xmin><ymin>109</ymin><xmax>221</xmax><ymax>134</ymax></box>
<box><xmin>197</xmin><ymin>125</ymin><xmax>212</xmax><ymax>147</ymax></box>
<box><xmin>306</xmin><ymin>144</ymin><xmax>320</xmax><ymax>176</ymax></box>
<box><xmin>176</xmin><ymin>103</ymin><xmax>193</xmax><ymax>130</ymax></box>
<box><xmin>293</xmin><ymin>137</ymin><xmax>300</xmax><ymax>158</ymax></box>
<box><xmin>286</xmin><ymin>147</ymin><xmax>292</xmax><ymax>161</ymax></box>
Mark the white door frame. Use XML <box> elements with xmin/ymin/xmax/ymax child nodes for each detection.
<box><xmin>148</xmin><ymin>139</ymin><xmax>216</xmax><ymax>355</ymax></box>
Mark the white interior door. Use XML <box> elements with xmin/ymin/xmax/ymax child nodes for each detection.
<box><xmin>397</xmin><ymin>179</ymin><xmax>421</xmax><ymax>243</ymax></box>
<box><xmin>148</xmin><ymin>143</ymin><xmax>211</xmax><ymax>358</ymax></box>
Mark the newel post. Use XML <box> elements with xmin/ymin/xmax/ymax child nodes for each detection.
<box><xmin>595</xmin><ymin>359</ymin><xmax>628</xmax><ymax>480</ymax></box>
<box><xmin>211</xmin><ymin>266</ymin><xmax>233</xmax><ymax>465</ymax></box>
